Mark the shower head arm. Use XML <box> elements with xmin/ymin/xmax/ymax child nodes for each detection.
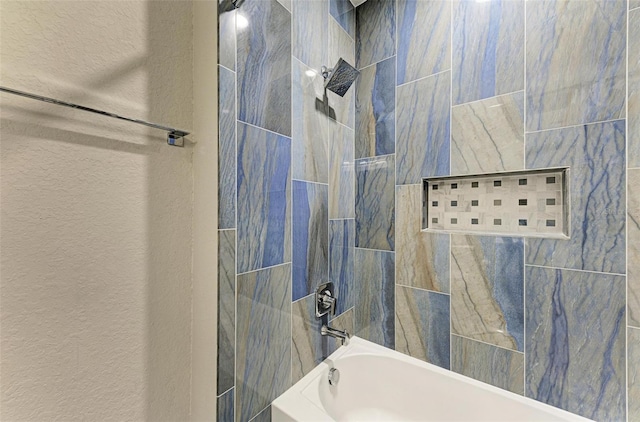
<box><xmin>321</xmin><ymin>66</ymin><xmax>333</xmax><ymax>80</ymax></box>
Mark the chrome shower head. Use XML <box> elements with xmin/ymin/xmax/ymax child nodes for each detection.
<box><xmin>321</xmin><ymin>58</ymin><xmax>360</xmax><ymax>97</ymax></box>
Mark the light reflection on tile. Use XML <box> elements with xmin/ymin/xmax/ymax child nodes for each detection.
<box><xmin>217</xmin><ymin>387</ymin><xmax>234</xmax><ymax>422</ymax></box>
<box><xmin>451</xmin><ymin>235</ymin><xmax>524</xmax><ymax>351</ymax></box>
<box><xmin>292</xmin><ymin>181</ymin><xmax>328</xmax><ymax>301</ymax></box>
<box><xmin>236</xmin><ymin>264</ymin><xmax>291</xmax><ymax>422</ymax></box>
<box><xmin>525</xmin><ymin>266</ymin><xmax>626</xmax><ymax>421</ymax></box>
<box><xmin>237</xmin><ymin>123</ymin><xmax>291</xmax><ymax>274</ymax></box>
<box><xmin>292</xmin><ymin>0</ymin><xmax>327</xmax><ymax>71</ymax></box>
<box><xmin>329</xmin><ymin>121</ymin><xmax>355</xmax><ymax>219</ymax></box>
<box><xmin>452</xmin><ymin>0</ymin><xmax>524</xmax><ymax>105</ymax></box>
<box><xmin>355</xmin><ymin>57</ymin><xmax>396</xmax><ymax>158</ymax></box>
<box><xmin>526</xmin><ymin>0</ymin><xmax>626</xmax><ymax>131</ymax></box>
<box><xmin>354</xmin><ymin>248</ymin><xmax>395</xmax><ymax>348</ymax></box>
<box><xmin>219</xmin><ymin>66</ymin><xmax>237</xmax><ymax>229</ymax></box>
<box><xmin>396</xmin><ymin>71</ymin><xmax>450</xmax><ymax>184</ymax></box>
<box><xmin>629</xmin><ymin>169</ymin><xmax>640</xmax><ymax>327</ymax></box>
<box><xmin>219</xmin><ymin>10</ymin><xmax>236</xmax><ymax>71</ymax></box>
<box><xmin>629</xmin><ymin>9</ymin><xmax>640</xmax><ymax>167</ymax></box>
<box><xmin>329</xmin><ymin>219</ymin><xmax>355</xmax><ymax>315</ymax></box>
<box><xmin>355</xmin><ymin>155</ymin><xmax>395</xmax><ymax>251</ymax></box>
<box><xmin>396</xmin><ymin>185</ymin><xmax>449</xmax><ymax>293</ymax></box>
<box><xmin>292</xmin><ymin>58</ymin><xmax>328</xmax><ymax>183</ymax></box>
<box><xmin>526</xmin><ymin>121</ymin><xmax>626</xmax><ymax>274</ymax></box>
<box><xmin>451</xmin><ymin>91</ymin><xmax>524</xmax><ymax>175</ymax></box>
<box><xmin>237</xmin><ymin>0</ymin><xmax>291</xmax><ymax>136</ymax></box>
<box><xmin>395</xmin><ymin>286</ymin><xmax>450</xmax><ymax>369</ymax></box>
<box><xmin>218</xmin><ymin>230</ymin><xmax>236</xmax><ymax>394</ymax></box>
<box><xmin>629</xmin><ymin>328</ymin><xmax>640</xmax><ymax>421</ymax></box>
<box><xmin>396</xmin><ymin>0</ymin><xmax>450</xmax><ymax>85</ymax></box>
<box><xmin>356</xmin><ymin>0</ymin><xmax>395</xmax><ymax>69</ymax></box>
<box><xmin>451</xmin><ymin>335</ymin><xmax>524</xmax><ymax>395</ymax></box>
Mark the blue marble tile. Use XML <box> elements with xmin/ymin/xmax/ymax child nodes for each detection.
<box><xmin>630</xmin><ymin>170</ymin><xmax>640</xmax><ymax>327</ymax></box>
<box><xmin>451</xmin><ymin>235</ymin><xmax>524</xmax><ymax>351</ymax></box>
<box><xmin>354</xmin><ymin>248</ymin><xmax>395</xmax><ymax>348</ymax></box>
<box><xmin>251</xmin><ymin>406</ymin><xmax>271</xmax><ymax>422</ymax></box>
<box><xmin>237</xmin><ymin>0</ymin><xmax>291</xmax><ymax>136</ymax></box>
<box><xmin>632</xmin><ymin>0</ymin><xmax>640</xmax><ymax>11</ymax></box>
<box><xmin>451</xmin><ymin>335</ymin><xmax>524</xmax><ymax>395</ymax></box>
<box><xmin>396</xmin><ymin>71</ymin><xmax>450</xmax><ymax>184</ymax></box>
<box><xmin>355</xmin><ymin>154</ymin><xmax>395</xmax><ymax>251</ymax></box>
<box><xmin>292</xmin><ymin>181</ymin><xmax>328</xmax><ymax>301</ymax></box>
<box><xmin>219</xmin><ymin>10</ymin><xmax>236</xmax><ymax>71</ymax></box>
<box><xmin>396</xmin><ymin>185</ymin><xmax>449</xmax><ymax>293</ymax></box>
<box><xmin>451</xmin><ymin>91</ymin><xmax>525</xmax><ymax>174</ymax></box>
<box><xmin>328</xmin><ymin>308</ymin><xmax>354</xmax><ymax>356</ymax></box>
<box><xmin>329</xmin><ymin>219</ymin><xmax>355</xmax><ymax>315</ymax></box>
<box><xmin>525</xmin><ymin>266</ymin><xmax>626</xmax><ymax>421</ymax></box>
<box><xmin>237</xmin><ymin>123</ymin><xmax>291</xmax><ymax>274</ymax></box>
<box><xmin>292</xmin><ymin>59</ymin><xmax>328</xmax><ymax>183</ymax></box>
<box><xmin>217</xmin><ymin>387</ymin><xmax>234</xmax><ymax>422</ymax></box>
<box><xmin>629</xmin><ymin>9</ymin><xmax>640</xmax><ymax>168</ymax></box>
<box><xmin>629</xmin><ymin>328</ymin><xmax>640</xmax><ymax>421</ymax></box>
<box><xmin>396</xmin><ymin>0</ymin><xmax>450</xmax><ymax>85</ymax></box>
<box><xmin>292</xmin><ymin>0</ymin><xmax>327</xmax><ymax>71</ymax></box>
<box><xmin>356</xmin><ymin>0</ymin><xmax>396</xmax><ymax>69</ymax></box>
<box><xmin>356</xmin><ymin>0</ymin><xmax>395</xmax><ymax>69</ymax></box>
<box><xmin>218</xmin><ymin>230</ymin><xmax>236</xmax><ymax>394</ymax></box>
<box><xmin>452</xmin><ymin>0</ymin><xmax>524</xmax><ymax>105</ymax></box>
<box><xmin>219</xmin><ymin>66</ymin><xmax>237</xmax><ymax>229</ymax></box>
<box><xmin>526</xmin><ymin>0</ymin><xmax>626</xmax><ymax>131</ymax></box>
<box><xmin>329</xmin><ymin>121</ymin><xmax>354</xmax><ymax>219</ymax></box>
<box><xmin>526</xmin><ymin>120</ymin><xmax>626</xmax><ymax>274</ymax></box>
<box><xmin>292</xmin><ymin>295</ymin><xmax>333</xmax><ymax>383</ymax></box>
<box><xmin>355</xmin><ymin>57</ymin><xmax>395</xmax><ymax>159</ymax></box>
<box><xmin>236</xmin><ymin>264</ymin><xmax>291</xmax><ymax>422</ymax></box>
<box><xmin>330</xmin><ymin>0</ymin><xmax>355</xmax><ymax>39</ymax></box>
<box><xmin>395</xmin><ymin>286</ymin><xmax>450</xmax><ymax>369</ymax></box>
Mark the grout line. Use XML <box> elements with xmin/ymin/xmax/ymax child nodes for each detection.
<box><xmin>218</xmin><ymin>63</ymin><xmax>236</xmax><ymax>74</ymax></box>
<box><xmin>292</xmin><ymin>178</ymin><xmax>329</xmax><ymax>186</ymax></box>
<box><xmin>630</xmin><ymin>325</ymin><xmax>640</xmax><ymax>332</ymax></box>
<box><xmin>451</xmin><ymin>89</ymin><xmax>525</xmax><ymax>109</ymax></box>
<box><xmin>625</xmin><ymin>2</ymin><xmax>630</xmax><ymax>420</ymax></box>
<box><xmin>237</xmin><ymin>261</ymin><xmax>292</xmax><ymax>276</ymax></box>
<box><xmin>449</xmin><ymin>0</ymin><xmax>454</xmax><ymax>370</ymax></box>
<box><xmin>451</xmin><ymin>333</ymin><xmax>526</xmax><ymax>356</ymax></box>
<box><xmin>217</xmin><ymin>386</ymin><xmax>234</xmax><ymax>399</ymax></box>
<box><xmin>329</xmin><ymin>13</ymin><xmax>355</xmax><ymax>44</ymax></box>
<box><xmin>290</xmin><ymin>0</ymin><xmax>295</xmax><ymax>394</ymax></box>
<box><xmin>355</xmin><ymin>152</ymin><xmax>396</xmax><ymax>161</ymax></box>
<box><xmin>523</xmin><ymin>0</ymin><xmax>528</xmax><ymax>398</ymax></box>
<box><xmin>247</xmin><ymin>403</ymin><xmax>271</xmax><ymax>422</ymax></box>
<box><xmin>354</xmin><ymin>246</ymin><xmax>395</xmax><ymax>253</ymax></box>
<box><xmin>233</xmin><ymin>5</ymin><xmax>239</xmax><ymax>418</ymax></box>
<box><xmin>357</xmin><ymin>54</ymin><xmax>396</xmax><ymax>72</ymax></box>
<box><xmin>396</xmin><ymin>283</ymin><xmax>451</xmax><ymax>297</ymax></box>
<box><xmin>396</xmin><ymin>68</ymin><xmax>452</xmax><ymax>89</ymax></box>
<box><xmin>525</xmin><ymin>263</ymin><xmax>626</xmax><ymax>277</ymax></box>
<box><xmin>394</xmin><ymin>0</ymin><xmax>399</xmax><ymax>351</ymax></box>
<box><xmin>525</xmin><ymin>117</ymin><xmax>625</xmax><ymax>135</ymax></box>
<box><xmin>218</xmin><ymin>228</ymin><xmax>236</xmax><ymax>231</ymax></box>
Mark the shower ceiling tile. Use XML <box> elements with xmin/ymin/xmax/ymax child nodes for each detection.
<box><xmin>329</xmin><ymin>121</ymin><xmax>355</xmax><ymax>219</ymax></box>
<box><xmin>329</xmin><ymin>219</ymin><xmax>355</xmax><ymax>315</ymax></box>
<box><xmin>355</xmin><ymin>0</ymin><xmax>395</xmax><ymax>69</ymax></box>
<box><xmin>525</xmin><ymin>266</ymin><xmax>626</xmax><ymax>421</ymax></box>
<box><xmin>217</xmin><ymin>230</ymin><xmax>236</xmax><ymax>395</ymax></box>
<box><xmin>629</xmin><ymin>169</ymin><xmax>640</xmax><ymax>327</ymax></box>
<box><xmin>292</xmin><ymin>58</ymin><xmax>328</xmax><ymax>183</ymax></box>
<box><xmin>526</xmin><ymin>0</ymin><xmax>626</xmax><ymax>131</ymax></box>
<box><xmin>629</xmin><ymin>8</ymin><xmax>640</xmax><ymax>168</ymax></box>
<box><xmin>292</xmin><ymin>0</ymin><xmax>328</xmax><ymax>71</ymax></box>
<box><xmin>237</xmin><ymin>123</ymin><xmax>291</xmax><ymax>274</ymax></box>
<box><xmin>354</xmin><ymin>248</ymin><xmax>395</xmax><ymax>349</ymax></box>
<box><xmin>526</xmin><ymin>120</ymin><xmax>625</xmax><ymax>274</ymax></box>
<box><xmin>355</xmin><ymin>154</ymin><xmax>395</xmax><ymax>251</ymax></box>
<box><xmin>355</xmin><ymin>57</ymin><xmax>395</xmax><ymax>158</ymax></box>
<box><xmin>452</xmin><ymin>0</ymin><xmax>524</xmax><ymax>105</ymax></box>
<box><xmin>292</xmin><ymin>181</ymin><xmax>328</xmax><ymax>301</ymax></box>
<box><xmin>396</xmin><ymin>185</ymin><xmax>449</xmax><ymax>293</ymax></box>
<box><xmin>451</xmin><ymin>335</ymin><xmax>524</xmax><ymax>395</ymax></box>
<box><xmin>236</xmin><ymin>264</ymin><xmax>292</xmax><ymax>422</ymax></box>
<box><xmin>395</xmin><ymin>285</ymin><xmax>450</xmax><ymax>369</ymax></box>
<box><xmin>396</xmin><ymin>71</ymin><xmax>450</xmax><ymax>184</ymax></box>
<box><xmin>237</xmin><ymin>0</ymin><xmax>291</xmax><ymax>136</ymax></box>
<box><xmin>396</xmin><ymin>0</ymin><xmax>450</xmax><ymax>85</ymax></box>
<box><xmin>218</xmin><ymin>66</ymin><xmax>237</xmax><ymax>229</ymax></box>
<box><xmin>451</xmin><ymin>91</ymin><xmax>524</xmax><ymax>175</ymax></box>
<box><xmin>451</xmin><ymin>235</ymin><xmax>524</xmax><ymax>352</ymax></box>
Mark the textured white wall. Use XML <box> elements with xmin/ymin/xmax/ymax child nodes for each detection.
<box><xmin>0</xmin><ymin>1</ymin><xmax>194</xmax><ymax>420</ymax></box>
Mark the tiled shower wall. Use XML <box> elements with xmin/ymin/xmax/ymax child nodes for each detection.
<box><xmin>216</xmin><ymin>0</ymin><xmax>357</xmax><ymax>420</ymax></box>
<box><xmin>354</xmin><ymin>0</ymin><xmax>639</xmax><ymax>420</ymax></box>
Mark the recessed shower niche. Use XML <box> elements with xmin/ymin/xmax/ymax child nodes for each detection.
<box><xmin>423</xmin><ymin>168</ymin><xmax>570</xmax><ymax>238</ymax></box>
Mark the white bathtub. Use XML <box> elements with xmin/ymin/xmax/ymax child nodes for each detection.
<box><xmin>272</xmin><ymin>337</ymin><xmax>591</xmax><ymax>422</ymax></box>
